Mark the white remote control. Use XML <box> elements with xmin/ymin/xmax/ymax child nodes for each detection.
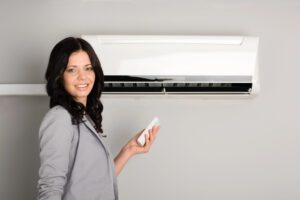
<box><xmin>137</xmin><ymin>117</ymin><xmax>160</xmax><ymax>146</ymax></box>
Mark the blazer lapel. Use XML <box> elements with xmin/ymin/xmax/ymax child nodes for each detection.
<box><xmin>82</xmin><ymin>115</ymin><xmax>113</xmax><ymax>157</ymax></box>
<box><xmin>82</xmin><ymin>115</ymin><xmax>104</xmax><ymax>142</ymax></box>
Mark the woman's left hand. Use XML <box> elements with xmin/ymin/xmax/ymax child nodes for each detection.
<box><xmin>114</xmin><ymin>125</ymin><xmax>160</xmax><ymax>176</ymax></box>
<box><xmin>122</xmin><ymin>125</ymin><xmax>160</xmax><ymax>157</ymax></box>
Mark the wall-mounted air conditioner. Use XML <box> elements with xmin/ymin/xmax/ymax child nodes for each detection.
<box><xmin>82</xmin><ymin>35</ymin><xmax>259</xmax><ymax>96</ymax></box>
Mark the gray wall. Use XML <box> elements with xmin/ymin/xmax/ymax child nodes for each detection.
<box><xmin>0</xmin><ymin>0</ymin><xmax>300</xmax><ymax>199</ymax></box>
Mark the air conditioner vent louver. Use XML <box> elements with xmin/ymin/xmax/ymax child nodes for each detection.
<box><xmin>103</xmin><ymin>79</ymin><xmax>252</xmax><ymax>94</ymax></box>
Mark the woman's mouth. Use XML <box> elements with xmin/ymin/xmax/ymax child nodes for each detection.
<box><xmin>75</xmin><ymin>84</ymin><xmax>88</xmax><ymax>90</ymax></box>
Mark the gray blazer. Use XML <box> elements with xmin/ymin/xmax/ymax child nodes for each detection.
<box><xmin>37</xmin><ymin>105</ymin><xmax>118</xmax><ymax>200</ymax></box>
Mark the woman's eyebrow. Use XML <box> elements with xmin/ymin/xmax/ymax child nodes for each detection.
<box><xmin>67</xmin><ymin>64</ymin><xmax>92</xmax><ymax>68</ymax></box>
<box><xmin>66</xmin><ymin>65</ymin><xmax>77</xmax><ymax>68</ymax></box>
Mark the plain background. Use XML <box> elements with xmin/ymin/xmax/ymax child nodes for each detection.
<box><xmin>0</xmin><ymin>0</ymin><xmax>300</xmax><ymax>199</ymax></box>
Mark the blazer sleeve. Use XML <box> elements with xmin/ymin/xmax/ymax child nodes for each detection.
<box><xmin>37</xmin><ymin>107</ymin><xmax>74</xmax><ymax>200</ymax></box>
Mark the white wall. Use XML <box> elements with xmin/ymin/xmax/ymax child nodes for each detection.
<box><xmin>0</xmin><ymin>0</ymin><xmax>300</xmax><ymax>199</ymax></box>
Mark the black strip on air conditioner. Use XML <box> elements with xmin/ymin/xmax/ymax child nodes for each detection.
<box><xmin>103</xmin><ymin>83</ymin><xmax>252</xmax><ymax>93</ymax></box>
<box><xmin>103</xmin><ymin>87</ymin><xmax>163</xmax><ymax>93</ymax></box>
<box><xmin>104</xmin><ymin>75</ymin><xmax>252</xmax><ymax>83</ymax></box>
<box><xmin>164</xmin><ymin>83</ymin><xmax>251</xmax><ymax>92</ymax></box>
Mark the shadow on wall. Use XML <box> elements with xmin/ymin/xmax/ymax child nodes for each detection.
<box><xmin>0</xmin><ymin>96</ymin><xmax>49</xmax><ymax>199</ymax></box>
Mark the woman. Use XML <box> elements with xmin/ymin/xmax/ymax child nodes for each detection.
<box><xmin>37</xmin><ymin>37</ymin><xmax>160</xmax><ymax>200</ymax></box>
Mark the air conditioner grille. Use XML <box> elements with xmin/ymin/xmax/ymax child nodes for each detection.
<box><xmin>103</xmin><ymin>82</ymin><xmax>251</xmax><ymax>93</ymax></box>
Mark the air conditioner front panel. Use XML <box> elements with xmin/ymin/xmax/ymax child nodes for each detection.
<box><xmin>97</xmin><ymin>45</ymin><xmax>256</xmax><ymax>76</ymax></box>
<box><xmin>82</xmin><ymin>35</ymin><xmax>259</xmax><ymax>95</ymax></box>
<box><xmin>83</xmin><ymin>35</ymin><xmax>258</xmax><ymax>77</ymax></box>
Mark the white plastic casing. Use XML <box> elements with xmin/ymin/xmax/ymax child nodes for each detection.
<box><xmin>137</xmin><ymin>117</ymin><xmax>160</xmax><ymax>146</ymax></box>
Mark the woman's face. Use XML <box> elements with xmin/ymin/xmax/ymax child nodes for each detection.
<box><xmin>63</xmin><ymin>50</ymin><xmax>95</xmax><ymax>106</ymax></box>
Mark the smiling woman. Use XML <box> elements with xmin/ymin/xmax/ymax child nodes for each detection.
<box><xmin>63</xmin><ymin>51</ymin><xmax>95</xmax><ymax>106</ymax></box>
<box><xmin>37</xmin><ymin>37</ymin><xmax>160</xmax><ymax>200</ymax></box>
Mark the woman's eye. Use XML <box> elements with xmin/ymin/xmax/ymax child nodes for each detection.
<box><xmin>66</xmin><ymin>68</ymin><xmax>76</xmax><ymax>73</ymax></box>
<box><xmin>86</xmin><ymin>66</ymin><xmax>94</xmax><ymax>71</ymax></box>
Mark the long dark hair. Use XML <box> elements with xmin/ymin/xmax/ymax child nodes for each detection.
<box><xmin>45</xmin><ymin>37</ymin><xmax>104</xmax><ymax>133</ymax></box>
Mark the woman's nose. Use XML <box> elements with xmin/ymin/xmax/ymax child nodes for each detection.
<box><xmin>77</xmin><ymin>69</ymin><xmax>87</xmax><ymax>80</ymax></box>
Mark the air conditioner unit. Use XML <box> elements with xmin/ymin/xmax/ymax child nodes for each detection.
<box><xmin>82</xmin><ymin>35</ymin><xmax>259</xmax><ymax>96</ymax></box>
